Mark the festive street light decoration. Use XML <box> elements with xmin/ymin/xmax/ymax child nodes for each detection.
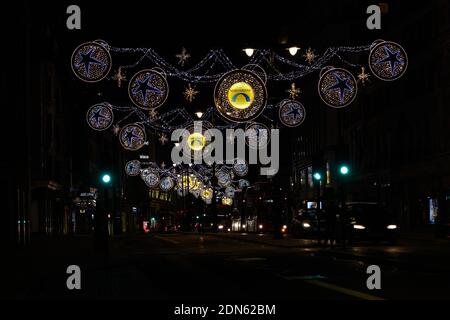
<box><xmin>214</xmin><ymin>69</ymin><xmax>267</xmax><ymax>122</ymax></box>
<box><xmin>86</xmin><ymin>103</ymin><xmax>114</xmax><ymax>131</ymax></box>
<box><xmin>369</xmin><ymin>40</ymin><xmax>408</xmax><ymax>81</ymax></box>
<box><xmin>119</xmin><ymin>124</ymin><xmax>146</xmax><ymax>151</ymax></box>
<box><xmin>159</xmin><ymin>176</ymin><xmax>175</xmax><ymax>192</ymax></box>
<box><xmin>128</xmin><ymin>69</ymin><xmax>169</xmax><ymax>110</ymax></box>
<box><xmin>222</xmin><ymin>197</ymin><xmax>233</xmax><ymax>206</ymax></box>
<box><xmin>278</xmin><ymin>100</ymin><xmax>306</xmax><ymax>127</ymax></box>
<box><xmin>71</xmin><ymin>41</ymin><xmax>112</xmax><ymax>82</ymax></box>
<box><xmin>245</xmin><ymin>122</ymin><xmax>270</xmax><ymax>149</ymax></box>
<box><xmin>125</xmin><ymin>160</ymin><xmax>141</xmax><ymax>176</ymax></box>
<box><xmin>233</xmin><ymin>161</ymin><xmax>249</xmax><ymax>177</ymax></box>
<box><xmin>143</xmin><ymin>171</ymin><xmax>160</xmax><ymax>188</ymax></box>
<box><xmin>318</xmin><ymin>67</ymin><xmax>358</xmax><ymax>108</ymax></box>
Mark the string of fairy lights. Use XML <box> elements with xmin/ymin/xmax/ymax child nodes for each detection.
<box><xmin>73</xmin><ymin>39</ymin><xmax>408</xmax><ymax>203</ymax></box>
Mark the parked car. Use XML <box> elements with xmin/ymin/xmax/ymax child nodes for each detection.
<box><xmin>344</xmin><ymin>202</ymin><xmax>398</xmax><ymax>244</ymax></box>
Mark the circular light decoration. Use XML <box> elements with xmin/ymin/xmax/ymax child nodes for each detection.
<box><xmin>119</xmin><ymin>124</ymin><xmax>146</xmax><ymax>151</ymax></box>
<box><xmin>222</xmin><ymin>197</ymin><xmax>233</xmax><ymax>206</ymax></box>
<box><xmin>128</xmin><ymin>69</ymin><xmax>169</xmax><ymax>110</ymax></box>
<box><xmin>278</xmin><ymin>100</ymin><xmax>306</xmax><ymax>127</ymax></box>
<box><xmin>217</xmin><ymin>171</ymin><xmax>232</xmax><ymax>188</ymax></box>
<box><xmin>369</xmin><ymin>40</ymin><xmax>408</xmax><ymax>81</ymax></box>
<box><xmin>143</xmin><ymin>172</ymin><xmax>160</xmax><ymax>188</ymax></box>
<box><xmin>159</xmin><ymin>176</ymin><xmax>174</xmax><ymax>192</ymax></box>
<box><xmin>318</xmin><ymin>67</ymin><xmax>357</xmax><ymax>108</ymax></box>
<box><xmin>187</xmin><ymin>132</ymin><xmax>206</xmax><ymax>151</ymax></box>
<box><xmin>245</xmin><ymin>122</ymin><xmax>270</xmax><ymax>149</ymax></box>
<box><xmin>233</xmin><ymin>161</ymin><xmax>249</xmax><ymax>177</ymax></box>
<box><xmin>71</xmin><ymin>41</ymin><xmax>111</xmax><ymax>82</ymax></box>
<box><xmin>86</xmin><ymin>103</ymin><xmax>114</xmax><ymax>131</ymax></box>
<box><xmin>181</xmin><ymin>122</ymin><xmax>212</xmax><ymax>158</ymax></box>
<box><xmin>201</xmin><ymin>187</ymin><xmax>213</xmax><ymax>201</ymax></box>
<box><xmin>214</xmin><ymin>69</ymin><xmax>267</xmax><ymax>122</ymax></box>
<box><xmin>140</xmin><ymin>168</ymin><xmax>150</xmax><ymax>179</ymax></box>
<box><xmin>239</xmin><ymin>179</ymin><xmax>250</xmax><ymax>189</ymax></box>
<box><xmin>125</xmin><ymin>160</ymin><xmax>141</xmax><ymax>176</ymax></box>
<box><xmin>225</xmin><ymin>186</ymin><xmax>236</xmax><ymax>198</ymax></box>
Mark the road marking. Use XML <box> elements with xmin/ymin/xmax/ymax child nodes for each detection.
<box><xmin>153</xmin><ymin>236</ymin><xmax>180</xmax><ymax>244</ymax></box>
<box><xmin>304</xmin><ymin>279</ymin><xmax>385</xmax><ymax>300</ymax></box>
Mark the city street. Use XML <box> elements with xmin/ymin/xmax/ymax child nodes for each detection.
<box><xmin>5</xmin><ymin>233</ymin><xmax>450</xmax><ymax>300</ymax></box>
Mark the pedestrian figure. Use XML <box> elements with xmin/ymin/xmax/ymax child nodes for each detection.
<box><xmin>324</xmin><ymin>201</ymin><xmax>338</xmax><ymax>246</ymax></box>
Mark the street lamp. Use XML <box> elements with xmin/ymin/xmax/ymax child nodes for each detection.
<box><xmin>195</xmin><ymin>111</ymin><xmax>203</xmax><ymax>119</ymax></box>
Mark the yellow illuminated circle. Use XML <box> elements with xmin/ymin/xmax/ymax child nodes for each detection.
<box><xmin>201</xmin><ymin>188</ymin><xmax>213</xmax><ymax>200</ymax></box>
<box><xmin>187</xmin><ymin>132</ymin><xmax>206</xmax><ymax>151</ymax></box>
<box><xmin>227</xmin><ymin>82</ymin><xmax>254</xmax><ymax>110</ymax></box>
<box><xmin>222</xmin><ymin>197</ymin><xmax>233</xmax><ymax>206</ymax></box>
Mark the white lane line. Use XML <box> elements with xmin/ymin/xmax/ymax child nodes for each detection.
<box><xmin>304</xmin><ymin>279</ymin><xmax>385</xmax><ymax>300</ymax></box>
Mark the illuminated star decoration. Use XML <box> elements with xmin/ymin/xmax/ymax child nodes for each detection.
<box><xmin>326</xmin><ymin>72</ymin><xmax>353</xmax><ymax>103</ymax></box>
<box><xmin>303</xmin><ymin>47</ymin><xmax>316</xmax><ymax>65</ymax></box>
<box><xmin>176</xmin><ymin>47</ymin><xmax>191</xmax><ymax>67</ymax></box>
<box><xmin>159</xmin><ymin>133</ymin><xmax>168</xmax><ymax>145</ymax></box>
<box><xmin>286</xmin><ymin>83</ymin><xmax>301</xmax><ymax>99</ymax></box>
<box><xmin>77</xmin><ymin>49</ymin><xmax>103</xmax><ymax>75</ymax></box>
<box><xmin>124</xmin><ymin>128</ymin><xmax>139</xmax><ymax>145</ymax></box>
<box><xmin>112</xmin><ymin>67</ymin><xmax>127</xmax><ymax>88</ymax></box>
<box><xmin>183</xmin><ymin>83</ymin><xmax>198</xmax><ymax>102</ymax></box>
<box><xmin>148</xmin><ymin>108</ymin><xmax>158</xmax><ymax>121</ymax></box>
<box><xmin>357</xmin><ymin>67</ymin><xmax>370</xmax><ymax>85</ymax></box>
<box><xmin>375</xmin><ymin>46</ymin><xmax>404</xmax><ymax>76</ymax></box>
<box><xmin>112</xmin><ymin>124</ymin><xmax>120</xmax><ymax>135</ymax></box>
<box><xmin>133</xmin><ymin>75</ymin><xmax>162</xmax><ymax>102</ymax></box>
<box><xmin>286</xmin><ymin>105</ymin><xmax>302</xmax><ymax>120</ymax></box>
<box><xmin>91</xmin><ymin>109</ymin><xmax>107</xmax><ymax>125</ymax></box>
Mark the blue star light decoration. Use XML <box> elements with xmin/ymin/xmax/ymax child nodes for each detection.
<box><xmin>125</xmin><ymin>160</ymin><xmax>141</xmax><ymax>176</ymax></box>
<box><xmin>86</xmin><ymin>103</ymin><xmax>113</xmax><ymax>131</ymax></box>
<box><xmin>71</xmin><ymin>42</ymin><xmax>111</xmax><ymax>82</ymax></box>
<box><xmin>128</xmin><ymin>69</ymin><xmax>169</xmax><ymax>110</ymax></box>
<box><xmin>119</xmin><ymin>124</ymin><xmax>146</xmax><ymax>151</ymax></box>
<box><xmin>245</xmin><ymin>122</ymin><xmax>270</xmax><ymax>149</ymax></box>
<box><xmin>318</xmin><ymin>68</ymin><xmax>357</xmax><ymax>108</ymax></box>
<box><xmin>159</xmin><ymin>177</ymin><xmax>175</xmax><ymax>192</ymax></box>
<box><xmin>279</xmin><ymin>100</ymin><xmax>306</xmax><ymax>127</ymax></box>
<box><xmin>369</xmin><ymin>41</ymin><xmax>408</xmax><ymax>81</ymax></box>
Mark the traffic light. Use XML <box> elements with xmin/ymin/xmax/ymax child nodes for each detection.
<box><xmin>101</xmin><ymin>173</ymin><xmax>112</xmax><ymax>184</ymax></box>
<box><xmin>339</xmin><ymin>165</ymin><xmax>349</xmax><ymax>175</ymax></box>
<box><xmin>313</xmin><ymin>172</ymin><xmax>322</xmax><ymax>181</ymax></box>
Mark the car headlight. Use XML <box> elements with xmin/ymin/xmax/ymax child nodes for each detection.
<box><xmin>302</xmin><ymin>222</ymin><xmax>311</xmax><ymax>228</ymax></box>
<box><xmin>353</xmin><ymin>224</ymin><xmax>366</xmax><ymax>230</ymax></box>
<box><xmin>386</xmin><ymin>224</ymin><xmax>397</xmax><ymax>230</ymax></box>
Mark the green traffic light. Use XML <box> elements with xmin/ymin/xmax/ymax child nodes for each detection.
<box><xmin>102</xmin><ymin>174</ymin><xmax>111</xmax><ymax>183</ymax></box>
<box><xmin>313</xmin><ymin>172</ymin><xmax>322</xmax><ymax>181</ymax></box>
<box><xmin>340</xmin><ymin>166</ymin><xmax>349</xmax><ymax>175</ymax></box>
